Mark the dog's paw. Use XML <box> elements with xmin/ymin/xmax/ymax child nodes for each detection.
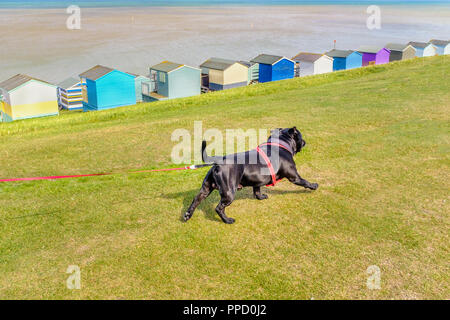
<box><xmin>183</xmin><ymin>212</ymin><xmax>192</xmax><ymax>222</ymax></box>
<box><xmin>310</xmin><ymin>183</ymin><xmax>319</xmax><ymax>190</ymax></box>
<box><xmin>224</xmin><ymin>217</ymin><xmax>235</xmax><ymax>224</ymax></box>
<box><xmin>256</xmin><ymin>194</ymin><xmax>268</xmax><ymax>200</ymax></box>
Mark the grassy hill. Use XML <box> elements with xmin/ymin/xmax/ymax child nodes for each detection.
<box><xmin>0</xmin><ymin>56</ymin><xmax>448</xmax><ymax>299</ymax></box>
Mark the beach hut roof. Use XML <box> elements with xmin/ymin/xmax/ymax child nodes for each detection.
<box><xmin>57</xmin><ymin>77</ymin><xmax>80</xmax><ymax>88</ymax></box>
<box><xmin>385</xmin><ymin>43</ymin><xmax>411</xmax><ymax>51</ymax></box>
<box><xmin>126</xmin><ymin>72</ymin><xmax>149</xmax><ymax>79</ymax></box>
<box><xmin>0</xmin><ymin>74</ymin><xmax>54</xmax><ymax>92</ymax></box>
<box><xmin>79</xmin><ymin>65</ymin><xmax>114</xmax><ymax>80</ymax></box>
<box><xmin>408</xmin><ymin>41</ymin><xmax>432</xmax><ymax>49</ymax></box>
<box><xmin>325</xmin><ymin>49</ymin><xmax>356</xmax><ymax>58</ymax></box>
<box><xmin>200</xmin><ymin>57</ymin><xmax>243</xmax><ymax>71</ymax></box>
<box><xmin>251</xmin><ymin>54</ymin><xmax>289</xmax><ymax>65</ymax></box>
<box><xmin>238</xmin><ymin>61</ymin><xmax>257</xmax><ymax>67</ymax></box>
<box><xmin>429</xmin><ymin>39</ymin><xmax>450</xmax><ymax>46</ymax></box>
<box><xmin>151</xmin><ymin>61</ymin><xmax>184</xmax><ymax>73</ymax></box>
<box><xmin>357</xmin><ymin>46</ymin><xmax>386</xmax><ymax>54</ymax></box>
<box><xmin>292</xmin><ymin>52</ymin><xmax>330</xmax><ymax>63</ymax></box>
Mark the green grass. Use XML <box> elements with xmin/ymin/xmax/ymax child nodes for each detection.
<box><xmin>0</xmin><ymin>56</ymin><xmax>449</xmax><ymax>299</ymax></box>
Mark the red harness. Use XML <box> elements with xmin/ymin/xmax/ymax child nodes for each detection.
<box><xmin>256</xmin><ymin>142</ymin><xmax>293</xmax><ymax>187</ymax></box>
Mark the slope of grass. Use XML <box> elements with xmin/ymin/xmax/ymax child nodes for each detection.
<box><xmin>0</xmin><ymin>56</ymin><xmax>449</xmax><ymax>299</ymax></box>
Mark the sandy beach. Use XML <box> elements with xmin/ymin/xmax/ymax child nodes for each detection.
<box><xmin>1</xmin><ymin>5</ymin><xmax>449</xmax><ymax>83</ymax></box>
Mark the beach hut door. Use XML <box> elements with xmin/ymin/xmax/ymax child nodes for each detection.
<box><xmin>150</xmin><ymin>71</ymin><xmax>158</xmax><ymax>92</ymax></box>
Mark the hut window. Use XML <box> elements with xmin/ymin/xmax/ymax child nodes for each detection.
<box><xmin>159</xmin><ymin>72</ymin><xmax>166</xmax><ymax>83</ymax></box>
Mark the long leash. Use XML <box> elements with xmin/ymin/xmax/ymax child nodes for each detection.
<box><xmin>0</xmin><ymin>143</ymin><xmax>292</xmax><ymax>184</ymax></box>
<box><xmin>0</xmin><ymin>164</ymin><xmax>214</xmax><ymax>183</ymax></box>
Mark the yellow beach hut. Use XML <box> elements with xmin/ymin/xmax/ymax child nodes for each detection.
<box><xmin>0</xmin><ymin>74</ymin><xmax>58</xmax><ymax>122</ymax></box>
<box><xmin>200</xmin><ymin>57</ymin><xmax>249</xmax><ymax>91</ymax></box>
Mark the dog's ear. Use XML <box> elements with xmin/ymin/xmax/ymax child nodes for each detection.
<box><xmin>288</xmin><ymin>127</ymin><xmax>297</xmax><ymax>137</ymax></box>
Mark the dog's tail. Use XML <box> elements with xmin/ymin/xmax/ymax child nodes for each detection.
<box><xmin>202</xmin><ymin>140</ymin><xmax>223</xmax><ymax>164</ymax></box>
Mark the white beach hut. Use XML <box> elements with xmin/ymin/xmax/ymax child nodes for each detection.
<box><xmin>292</xmin><ymin>52</ymin><xmax>333</xmax><ymax>76</ymax></box>
<box><xmin>429</xmin><ymin>40</ymin><xmax>450</xmax><ymax>55</ymax></box>
<box><xmin>408</xmin><ymin>42</ymin><xmax>437</xmax><ymax>57</ymax></box>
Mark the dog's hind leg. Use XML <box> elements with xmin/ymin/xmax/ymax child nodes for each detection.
<box><xmin>253</xmin><ymin>186</ymin><xmax>268</xmax><ymax>200</ymax></box>
<box><xmin>183</xmin><ymin>172</ymin><xmax>215</xmax><ymax>222</ymax></box>
<box><xmin>212</xmin><ymin>167</ymin><xmax>237</xmax><ymax>224</ymax></box>
<box><xmin>215</xmin><ymin>189</ymin><xmax>236</xmax><ymax>224</ymax></box>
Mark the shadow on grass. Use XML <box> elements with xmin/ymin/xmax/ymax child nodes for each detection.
<box><xmin>161</xmin><ymin>187</ymin><xmax>313</xmax><ymax>223</ymax></box>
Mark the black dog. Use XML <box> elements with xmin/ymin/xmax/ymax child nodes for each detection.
<box><xmin>183</xmin><ymin>127</ymin><xmax>318</xmax><ymax>224</ymax></box>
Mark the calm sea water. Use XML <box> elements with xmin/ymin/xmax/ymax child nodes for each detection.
<box><xmin>1</xmin><ymin>0</ymin><xmax>449</xmax><ymax>9</ymax></box>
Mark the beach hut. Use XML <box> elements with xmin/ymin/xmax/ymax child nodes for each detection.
<box><xmin>292</xmin><ymin>52</ymin><xmax>333</xmax><ymax>76</ymax></box>
<box><xmin>128</xmin><ymin>73</ymin><xmax>151</xmax><ymax>103</ymax></box>
<box><xmin>57</xmin><ymin>77</ymin><xmax>83</xmax><ymax>110</ymax></box>
<box><xmin>239</xmin><ymin>61</ymin><xmax>259</xmax><ymax>84</ymax></box>
<box><xmin>143</xmin><ymin>61</ymin><xmax>201</xmax><ymax>101</ymax></box>
<box><xmin>325</xmin><ymin>50</ymin><xmax>363</xmax><ymax>71</ymax></box>
<box><xmin>200</xmin><ymin>58</ymin><xmax>248</xmax><ymax>91</ymax></box>
<box><xmin>408</xmin><ymin>42</ymin><xmax>436</xmax><ymax>57</ymax></box>
<box><xmin>357</xmin><ymin>46</ymin><xmax>391</xmax><ymax>66</ymax></box>
<box><xmin>429</xmin><ymin>39</ymin><xmax>450</xmax><ymax>55</ymax></box>
<box><xmin>0</xmin><ymin>74</ymin><xmax>58</xmax><ymax>122</ymax></box>
<box><xmin>79</xmin><ymin>65</ymin><xmax>136</xmax><ymax>112</ymax></box>
<box><xmin>385</xmin><ymin>43</ymin><xmax>416</xmax><ymax>62</ymax></box>
<box><xmin>250</xmin><ymin>54</ymin><xmax>295</xmax><ymax>83</ymax></box>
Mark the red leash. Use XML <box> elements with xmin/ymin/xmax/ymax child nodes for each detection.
<box><xmin>0</xmin><ymin>165</ymin><xmax>210</xmax><ymax>183</ymax></box>
<box><xmin>0</xmin><ymin>173</ymin><xmax>108</xmax><ymax>182</ymax></box>
<box><xmin>0</xmin><ymin>144</ymin><xmax>292</xmax><ymax>186</ymax></box>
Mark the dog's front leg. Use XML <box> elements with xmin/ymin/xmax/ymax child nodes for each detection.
<box><xmin>253</xmin><ymin>186</ymin><xmax>268</xmax><ymax>200</ymax></box>
<box><xmin>288</xmin><ymin>171</ymin><xmax>318</xmax><ymax>190</ymax></box>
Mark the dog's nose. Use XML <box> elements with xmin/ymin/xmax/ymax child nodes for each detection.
<box><xmin>302</xmin><ymin>140</ymin><xmax>306</xmax><ymax>147</ymax></box>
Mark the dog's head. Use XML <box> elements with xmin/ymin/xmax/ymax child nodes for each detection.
<box><xmin>271</xmin><ymin>127</ymin><xmax>306</xmax><ymax>154</ymax></box>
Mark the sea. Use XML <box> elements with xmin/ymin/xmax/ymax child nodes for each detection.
<box><xmin>0</xmin><ymin>0</ymin><xmax>448</xmax><ymax>82</ymax></box>
<box><xmin>0</xmin><ymin>1</ymin><xmax>449</xmax><ymax>9</ymax></box>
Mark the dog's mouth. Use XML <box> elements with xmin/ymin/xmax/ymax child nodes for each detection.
<box><xmin>296</xmin><ymin>139</ymin><xmax>305</xmax><ymax>152</ymax></box>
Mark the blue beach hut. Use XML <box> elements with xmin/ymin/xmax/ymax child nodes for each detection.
<box><xmin>325</xmin><ymin>50</ymin><xmax>363</xmax><ymax>71</ymax></box>
<box><xmin>79</xmin><ymin>65</ymin><xmax>136</xmax><ymax>111</ymax></box>
<box><xmin>250</xmin><ymin>54</ymin><xmax>295</xmax><ymax>83</ymax></box>
<box><xmin>143</xmin><ymin>61</ymin><xmax>201</xmax><ymax>101</ymax></box>
<box><xmin>127</xmin><ymin>73</ymin><xmax>151</xmax><ymax>103</ymax></box>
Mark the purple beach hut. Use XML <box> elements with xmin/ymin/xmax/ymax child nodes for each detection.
<box><xmin>357</xmin><ymin>46</ymin><xmax>391</xmax><ymax>66</ymax></box>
